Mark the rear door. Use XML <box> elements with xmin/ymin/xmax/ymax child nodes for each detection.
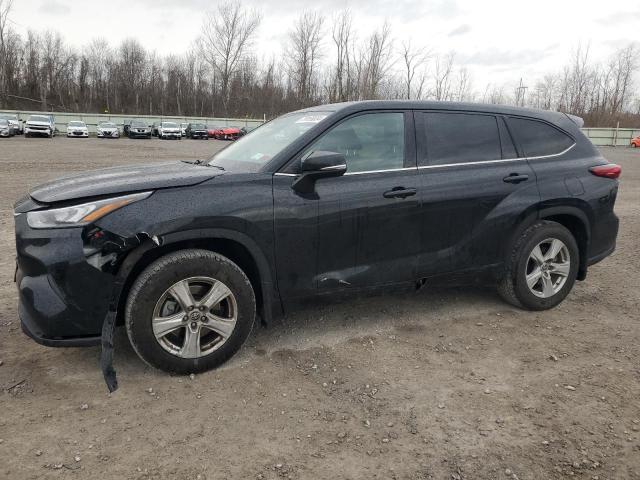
<box><xmin>415</xmin><ymin>111</ymin><xmax>539</xmax><ymax>276</ymax></box>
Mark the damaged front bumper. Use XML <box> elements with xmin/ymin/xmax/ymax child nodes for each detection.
<box><xmin>14</xmin><ymin>210</ymin><xmax>150</xmax><ymax>348</ymax></box>
<box><xmin>14</xmin><ymin>213</ymin><xmax>116</xmax><ymax>345</ymax></box>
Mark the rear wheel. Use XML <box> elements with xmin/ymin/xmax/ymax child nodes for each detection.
<box><xmin>498</xmin><ymin>221</ymin><xmax>579</xmax><ymax>310</ymax></box>
<box><xmin>125</xmin><ymin>249</ymin><xmax>256</xmax><ymax>374</ymax></box>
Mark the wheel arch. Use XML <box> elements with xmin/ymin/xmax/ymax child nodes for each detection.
<box><xmin>504</xmin><ymin>203</ymin><xmax>591</xmax><ymax>281</ymax></box>
<box><xmin>114</xmin><ymin>229</ymin><xmax>280</xmax><ymax>327</ymax></box>
<box><xmin>537</xmin><ymin>205</ymin><xmax>591</xmax><ymax>281</ymax></box>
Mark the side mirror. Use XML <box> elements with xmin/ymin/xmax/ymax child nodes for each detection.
<box><xmin>292</xmin><ymin>151</ymin><xmax>347</xmax><ymax>193</ymax></box>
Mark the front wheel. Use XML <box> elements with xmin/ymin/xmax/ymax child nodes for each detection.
<box><xmin>125</xmin><ymin>249</ymin><xmax>256</xmax><ymax>374</ymax></box>
<box><xmin>498</xmin><ymin>221</ymin><xmax>579</xmax><ymax>310</ymax></box>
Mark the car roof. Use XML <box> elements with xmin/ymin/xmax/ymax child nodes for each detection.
<box><xmin>294</xmin><ymin>100</ymin><xmax>573</xmax><ymax>124</ymax></box>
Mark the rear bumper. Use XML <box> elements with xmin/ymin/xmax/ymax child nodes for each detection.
<box><xmin>586</xmin><ymin>207</ymin><xmax>619</xmax><ymax>269</ymax></box>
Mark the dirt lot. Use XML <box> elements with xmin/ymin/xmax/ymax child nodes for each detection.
<box><xmin>0</xmin><ymin>137</ymin><xmax>638</xmax><ymax>480</ymax></box>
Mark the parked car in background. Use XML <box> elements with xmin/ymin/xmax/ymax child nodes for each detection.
<box><xmin>12</xmin><ymin>101</ymin><xmax>621</xmax><ymax>375</ymax></box>
<box><xmin>239</xmin><ymin>125</ymin><xmax>258</xmax><ymax>137</ymax></box>
<box><xmin>0</xmin><ymin>119</ymin><xmax>14</xmax><ymax>137</ymax></box>
<box><xmin>186</xmin><ymin>123</ymin><xmax>209</xmax><ymax>139</ymax></box>
<box><xmin>0</xmin><ymin>113</ymin><xmax>23</xmax><ymax>135</ymax></box>
<box><xmin>24</xmin><ymin>115</ymin><xmax>55</xmax><ymax>138</ymax></box>
<box><xmin>207</xmin><ymin>126</ymin><xmax>223</xmax><ymax>138</ymax></box>
<box><xmin>631</xmin><ymin>136</ymin><xmax>640</xmax><ymax>148</ymax></box>
<box><xmin>216</xmin><ymin>126</ymin><xmax>241</xmax><ymax>140</ymax></box>
<box><xmin>123</xmin><ymin>120</ymin><xmax>133</xmax><ymax>137</ymax></box>
<box><xmin>180</xmin><ymin>123</ymin><xmax>188</xmax><ymax>137</ymax></box>
<box><xmin>97</xmin><ymin>121</ymin><xmax>120</xmax><ymax>138</ymax></box>
<box><xmin>66</xmin><ymin>120</ymin><xmax>89</xmax><ymax>138</ymax></box>
<box><xmin>128</xmin><ymin>120</ymin><xmax>152</xmax><ymax>139</ymax></box>
<box><xmin>158</xmin><ymin>121</ymin><xmax>182</xmax><ymax>140</ymax></box>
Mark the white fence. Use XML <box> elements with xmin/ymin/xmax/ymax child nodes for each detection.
<box><xmin>3</xmin><ymin>108</ymin><xmax>639</xmax><ymax>146</ymax></box>
<box><xmin>581</xmin><ymin>127</ymin><xmax>639</xmax><ymax>147</ymax></box>
<box><xmin>0</xmin><ymin>109</ymin><xmax>265</xmax><ymax>134</ymax></box>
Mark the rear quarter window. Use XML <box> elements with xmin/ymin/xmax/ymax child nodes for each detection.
<box><xmin>507</xmin><ymin>117</ymin><xmax>574</xmax><ymax>157</ymax></box>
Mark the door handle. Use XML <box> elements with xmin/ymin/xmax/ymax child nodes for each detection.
<box><xmin>503</xmin><ymin>173</ymin><xmax>529</xmax><ymax>184</ymax></box>
<box><xmin>383</xmin><ymin>187</ymin><xmax>417</xmax><ymax>199</ymax></box>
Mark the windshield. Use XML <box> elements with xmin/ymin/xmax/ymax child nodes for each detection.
<box><xmin>208</xmin><ymin>112</ymin><xmax>329</xmax><ymax>172</ymax></box>
<box><xmin>0</xmin><ymin>114</ymin><xmax>17</xmax><ymax>120</ymax></box>
<box><xmin>99</xmin><ymin>122</ymin><xmax>116</xmax><ymax>128</ymax></box>
<box><xmin>131</xmin><ymin>121</ymin><xmax>147</xmax><ymax>127</ymax></box>
<box><xmin>29</xmin><ymin>115</ymin><xmax>51</xmax><ymax>123</ymax></box>
<box><xmin>0</xmin><ymin>119</ymin><xmax>8</xmax><ymax>126</ymax></box>
<box><xmin>68</xmin><ymin>121</ymin><xmax>85</xmax><ymax>127</ymax></box>
<box><xmin>162</xmin><ymin>122</ymin><xmax>178</xmax><ymax>128</ymax></box>
<box><xmin>192</xmin><ymin>124</ymin><xmax>206</xmax><ymax>129</ymax></box>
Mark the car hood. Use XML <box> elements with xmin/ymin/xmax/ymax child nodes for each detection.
<box><xmin>26</xmin><ymin>121</ymin><xmax>52</xmax><ymax>127</ymax></box>
<box><xmin>29</xmin><ymin>161</ymin><xmax>223</xmax><ymax>204</ymax></box>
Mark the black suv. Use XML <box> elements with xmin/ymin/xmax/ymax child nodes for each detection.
<box><xmin>186</xmin><ymin>123</ymin><xmax>209</xmax><ymax>139</ymax></box>
<box><xmin>14</xmin><ymin>101</ymin><xmax>620</xmax><ymax>375</ymax></box>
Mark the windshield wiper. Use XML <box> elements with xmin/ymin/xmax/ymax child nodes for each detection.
<box><xmin>181</xmin><ymin>160</ymin><xmax>225</xmax><ymax>170</ymax></box>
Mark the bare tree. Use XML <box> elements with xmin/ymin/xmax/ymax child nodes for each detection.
<box><xmin>285</xmin><ymin>11</ymin><xmax>324</xmax><ymax>106</ymax></box>
<box><xmin>357</xmin><ymin>21</ymin><xmax>394</xmax><ymax>99</ymax></box>
<box><xmin>200</xmin><ymin>3</ymin><xmax>261</xmax><ymax>115</ymax></box>
<box><xmin>433</xmin><ymin>53</ymin><xmax>455</xmax><ymax>101</ymax></box>
<box><xmin>400</xmin><ymin>40</ymin><xmax>428</xmax><ymax>99</ymax></box>
<box><xmin>330</xmin><ymin>10</ymin><xmax>355</xmax><ymax>102</ymax></box>
<box><xmin>0</xmin><ymin>0</ymin><xmax>14</xmax><ymax>107</ymax></box>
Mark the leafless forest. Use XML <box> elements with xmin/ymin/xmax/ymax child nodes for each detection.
<box><xmin>0</xmin><ymin>0</ymin><xmax>638</xmax><ymax>125</ymax></box>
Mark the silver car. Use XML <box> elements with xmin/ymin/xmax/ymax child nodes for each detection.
<box><xmin>97</xmin><ymin>121</ymin><xmax>120</xmax><ymax>138</ymax></box>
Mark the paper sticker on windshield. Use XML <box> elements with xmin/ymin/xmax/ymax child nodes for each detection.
<box><xmin>295</xmin><ymin>114</ymin><xmax>327</xmax><ymax>124</ymax></box>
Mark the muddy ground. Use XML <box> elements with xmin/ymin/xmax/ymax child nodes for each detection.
<box><xmin>0</xmin><ymin>137</ymin><xmax>638</xmax><ymax>480</ymax></box>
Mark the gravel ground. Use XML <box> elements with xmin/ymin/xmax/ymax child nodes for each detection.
<box><xmin>0</xmin><ymin>137</ymin><xmax>638</xmax><ymax>480</ymax></box>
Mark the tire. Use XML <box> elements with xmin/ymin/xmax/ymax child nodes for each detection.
<box><xmin>125</xmin><ymin>249</ymin><xmax>256</xmax><ymax>374</ymax></box>
<box><xmin>498</xmin><ymin>220</ymin><xmax>579</xmax><ymax>311</ymax></box>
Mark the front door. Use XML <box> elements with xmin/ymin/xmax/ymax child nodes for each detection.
<box><xmin>273</xmin><ymin>111</ymin><xmax>421</xmax><ymax>299</ymax></box>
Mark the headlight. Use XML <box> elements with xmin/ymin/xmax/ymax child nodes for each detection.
<box><xmin>27</xmin><ymin>191</ymin><xmax>152</xmax><ymax>229</ymax></box>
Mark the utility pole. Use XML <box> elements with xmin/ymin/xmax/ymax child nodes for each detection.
<box><xmin>515</xmin><ymin>78</ymin><xmax>528</xmax><ymax>107</ymax></box>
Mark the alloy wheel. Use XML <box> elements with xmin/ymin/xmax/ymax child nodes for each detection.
<box><xmin>525</xmin><ymin>238</ymin><xmax>571</xmax><ymax>298</ymax></box>
<box><xmin>151</xmin><ymin>276</ymin><xmax>237</xmax><ymax>358</ymax></box>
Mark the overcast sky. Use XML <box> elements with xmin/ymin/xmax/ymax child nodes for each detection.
<box><xmin>9</xmin><ymin>0</ymin><xmax>639</xmax><ymax>92</ymax></box>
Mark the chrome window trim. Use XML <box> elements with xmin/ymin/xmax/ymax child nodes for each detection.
<box><xmin>418</xmin><ymin>143</ymin><xmax>576</xmax><ymax>170</ymax></box>
<box><xmin>274</xmin><ymin>143</ymin><xmax>576</xmax><ymax>177</ymax></box>
<box><xmin>274</xmin><ymin>167</ymin><xmax>415</xmax><ymax>177</ymax></box>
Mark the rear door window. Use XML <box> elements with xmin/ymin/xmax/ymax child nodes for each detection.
<box><xmin>506</xmin><ymin>117</ymin><xmax>574</xmax><ymax>157</ymax></box>
<box><xmin>421</xmin><ymin>112</ymin><xmax>502</xmax><ymax>166</ymax></box>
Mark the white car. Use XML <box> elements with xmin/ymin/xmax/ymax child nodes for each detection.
<box><xmin>25</xmin><ymin>115</ymin><xmax>55</xmax><ymax>138</ymax></box>
<box><xmin>67</xmin><ymin>121</ymin><xmax>89</xmax><ymax>138</ymax></box>
<box><xmin>97</xmin><ymin>121</ymin><xmax>120</xmax><ymax>138</ymax></box>
<box><xmin>0</xmin><ymin>114</ymin><xmax>23</xmax><ymax>135</ymax></box>
<box><xmin>0</xmin><ymin>119</ymin><xmax>13</xmax><ymax>137</ymax></box>
<box><xmin>158</xmin><ymin>121</ymin><xmax>181</xmax><ymax>140</ymax></box>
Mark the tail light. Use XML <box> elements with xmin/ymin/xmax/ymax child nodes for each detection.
<box><xmin>589</xmin><ymin>164</ymin><xmax>621</xmax><ymax>179</ymax></box>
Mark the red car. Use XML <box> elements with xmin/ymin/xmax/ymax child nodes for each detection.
<box><xmin>209</xmin><ymin>126</ymin><xmax>240</xmax><ymax>140</ymax></box>
<box><xmin>631</xmin><ymin>136</ymin><xmax>640</xmax><ymax>148</ymax></box>
<box><xmin>207</xmin><ymin>126</ymin><xmax>222</xmax><ymax>138</ymax></box>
